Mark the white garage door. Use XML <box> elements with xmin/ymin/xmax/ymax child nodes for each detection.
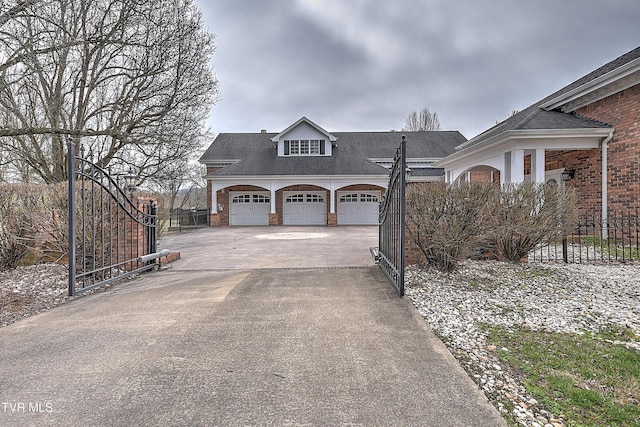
<box><xmin>337</xmin><ymin>192</ymin><xmax>380</xmax><ymax>225</ymax></box>
<box><xmin>283</xmin><ymin>192</ymin><xmax>327</xmax><ymax>225</ymax></box>
<box><xmin>229</xmin><ymin>192</ymin><xmax>270</xmax><ymax>225</ymax></box>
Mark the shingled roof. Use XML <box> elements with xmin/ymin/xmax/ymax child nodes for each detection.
<box><xmin>459</xmin><ymin>46</ymin><xmax>640</xmax><ymax>149</ymax></box>
<box><xmin>200</xmin><ymin>130</ymin><xmax>466</xmax><ymax>177</ymax></box>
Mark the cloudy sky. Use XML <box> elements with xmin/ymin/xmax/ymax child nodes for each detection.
<box><xmin>193</xmin><ymin>0</ymin><xmax>639</xmax><ymax>140</ymax></box>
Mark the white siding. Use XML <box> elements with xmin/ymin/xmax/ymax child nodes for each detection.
<box><xmin>277</xmin><ymin>122</ymin><xmax>332</xmax><ymax>156</ymax></box>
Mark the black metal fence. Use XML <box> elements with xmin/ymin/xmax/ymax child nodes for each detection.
<box><xmin>377</xmin><ymin>136</ymin><xmax>407</xmax><ymax>296</ymax></box>
<box><xmin>168</xmin><ymin>208</ymin><xmax>209</xmax><ymax>231</ymax></box>
<box><xmin>67</xmin><ymin>143</ymin><xmax>158</xmax><ymax>296</ymax></box>
<box><xmin>529</xmin><ymin>210</ymin><xmax>639</xmax><ymax>263</ymax></box>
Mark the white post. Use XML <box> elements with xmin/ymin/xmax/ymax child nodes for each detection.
<box><xmin>531</xmin><ymin>149</ymin><xmax>546</xmax><ymax>183</ymax></box>
<box><xmin>510</xmin><ymin>149</ymin><xmax>525</xmax><ymax>183</ymax></box>
<box><xmin>210</xmin><ymin>182</ymin><xmax>217</xmax><ymax>214</ymax></box>
<box><xmin>270</xmin><ymin>185</ymin><xmax>277</xmax><ymax>214</ymax></box>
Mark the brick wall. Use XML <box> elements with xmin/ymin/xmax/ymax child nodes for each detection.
<box><xmin>574</xmin><ymin>83</ymin><xmax>640</xmax><ymax>214</ymax></box>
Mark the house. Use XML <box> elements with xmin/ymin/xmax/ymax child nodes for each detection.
<box><xmin>435</xmin><ymin>46</ymin><xmax>640</xmax><ymax>219</ymax></box>
<box><xmin>199</xmin><ymin>116</ymin><xmax>465</xmax><ymax>226</ymax></box>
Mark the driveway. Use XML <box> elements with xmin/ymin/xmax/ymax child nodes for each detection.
<box><xmin>0</xmin><ymin>226</ymin><xmax>505</xmax><ymax>426</ymax></box>
<box><xmin>157</xmin><ymin>226</ymin><xmax>379</xmax><ymax>269</ymax></box>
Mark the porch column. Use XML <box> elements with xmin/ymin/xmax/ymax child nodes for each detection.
<box><xmin>509</xmin><ymin>149</ymin><xmax>525</xmax><ymax>183</ymax></box>
<box><xmin>270</xmin><ymin>184</ymin><xmax>276</xmax><ymax>214</ymax></box>
<box><xmin>210</xmin><ymin>183</ymin><xmax>217</xmax><ymax>214</ymax></box>
<box><xmin>531</xmin><ymin>148</ymin><xmax>546</xmax><ymax>183</ymax></box>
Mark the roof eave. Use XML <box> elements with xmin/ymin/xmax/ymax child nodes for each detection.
<box><xmin>540</xmin><ymin>58</ymin><xmax>640</xmax><ymax>112</ymax></box>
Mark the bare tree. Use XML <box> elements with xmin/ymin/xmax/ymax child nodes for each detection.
<box><xmin>402</xmin><ymin>107</ymin><xmax>441</xmax><ymax>131</ymax></box>
<box><xmin>0</xmin><ymin>0</ymin><xmax>218</xmax><ymax>183</ymax></box>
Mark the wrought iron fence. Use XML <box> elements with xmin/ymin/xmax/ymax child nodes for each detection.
<box><xmin>168</xmin><ymin>208</ymin><xmax>209</xmax><ymax>231</ymax></box>
<box><xmin>377</xmin><ymin>136</ymin><xmax>407</xmax><ymax>296</ymax></box>
<box><xmin>67</xmin><ymin>143</ymin><xmax>158</xmax><ymax>296</ymax></box>
<box><xmin>529</xmin><ymin>210</ymin><xmax>639</xmax><ymax>263</ymax></box>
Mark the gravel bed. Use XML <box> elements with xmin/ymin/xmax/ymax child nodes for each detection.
<box><xmin>0</xmin><ymin>263</ymin><xmax>135</xmax><ymax>327</ymax></box>
<box><xmin>405</xmin><ymin>260</ymin><xmax>640</xmax><ymax>427</ymax></box>
<box><xmin>0</xmin><ymin>263</ymin><xmax>69</xmax><ymax>327</ymax></box>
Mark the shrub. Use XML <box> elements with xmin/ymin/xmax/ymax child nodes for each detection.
<box><xmin>406</xmin><ymin>182</ymin><xmax>496</xmax><ymax>272</ymax></box>
<box><xmin>0</xmin><ymin>183</ymin><xmax>71</xmax><ymax>270</ymax></box>
<box><xmin>405</xmin><ymin>182</ymin><xmax>580</xmax><ymax>271</ymax></box>
<box><xmin>486</xmin><ymin>182</ymin><xmax>579</xmax><ymax>262</ymax></box>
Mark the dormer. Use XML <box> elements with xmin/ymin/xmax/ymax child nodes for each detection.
<box><xmin>271</xmin><ymin>117</ymin><xmax>337</xmax><ymax>157</ymax></box>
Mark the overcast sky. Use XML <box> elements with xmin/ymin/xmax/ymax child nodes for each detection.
<box><xmin>193</xmin><ymin>0</ymin><xmax>639</xmax><ymax>140</ymax></box>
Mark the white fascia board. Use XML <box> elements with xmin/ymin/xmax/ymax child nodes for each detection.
<box><xmin>433</xmin><ymin>128</ymin><xmax>613</xmax><ymax>167</ymax></box>
<box><xmin>206</xmin><ymin>174</ymin><xmax>389</xmax><ymax>182</ymax></box>
<box><xmin>200</xmin><ymin>159</ymin><xmax>241</xmax><ymax>165</ymax></box>
<box><xmin>540</xmin><ymin>59</ymin><xmax>640</xmax><ymax>111</ymax></box>
<box><xmin>208</xmin><ymin>175</ymin><xmax>391</xmax><ymax>192</ymax></box>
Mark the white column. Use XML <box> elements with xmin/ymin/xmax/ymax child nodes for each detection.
<box><xmin>270</xmin><ymin>184</ymin><xmax>276</xmax><ymax>214</ymax></box>
<box><xmin>329</xmin><ymin>182</ymin><xmax>336</xmax><ymax>213</ymax></box>
<box><xmin>510</xmin><ymin>149</ymin><xmax>525</xmax><ymax>183</ymax></box>
<box><xmin>210</xmin><ymin>182</ymin><xmax>217</xmax><ymax>214</ymax></box>
<box><xmin>502</xmin><ymin>153</ymin><xmax>510</xmax><ymax>184</ymax></box>
<box><xmin>531</xmin><ymin>148</ymin><xmax>546</xmax><ymax>183</ymax></box>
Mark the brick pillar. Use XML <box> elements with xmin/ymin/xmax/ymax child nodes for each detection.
<box><xmin>209</xmin><ymin>213</ymin><xmax>220</xmax><ymax>227</ymax></box>
<box><xmin>327</xmin><ymin>213</ymin><xmax>337</xmax><ymax>226</ymax></box>
<box><xmin>269</xmin><ymin>213</ymin><xmax>279</xmax><ymax>225</ymax></box>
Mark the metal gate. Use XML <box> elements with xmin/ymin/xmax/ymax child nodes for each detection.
<box><xmin>377</xmin><ymin>136</ymin><xmax>407</xmax><ymax>296</ymax></box>
<box><xmin>67</xmin><ymin>143</ymin><xmax>157</xmax><ymax>296</ymax></box>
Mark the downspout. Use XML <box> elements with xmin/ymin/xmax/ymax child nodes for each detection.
<box><xmin>601</xmin><ymin>131</ymin><xmax>614</xmax><ymax>239</ymax></box>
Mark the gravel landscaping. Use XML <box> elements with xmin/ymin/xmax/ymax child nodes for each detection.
<box><xmin>406</xmin><ymin>260</ymin><xmax>640</xmax><ymax>427</ymax></box>
<box><xmin>2</xmin><ymin>260</ymin><xmax>638</xmax><ymax>426</ymax></box>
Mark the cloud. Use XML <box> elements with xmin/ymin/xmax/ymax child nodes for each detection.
<box><xmin>194</xmin><ymin>0</ymin><xmax>640</xmax><ymax>139</ymax></box>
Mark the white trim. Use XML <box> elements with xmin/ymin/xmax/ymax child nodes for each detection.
<box><xmin>434</xmin><ymin>128</ymin><xmax>612</xmax><ymax>168</ymax></box>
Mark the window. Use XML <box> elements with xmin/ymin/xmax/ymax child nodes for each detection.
<box><xmin>306</xmin><ymin>194</ymin><xmax>324</xmax><ymax>203</ymax></box>
<box><xmin>285</xmin><ymin>194</ymin><xmax>305</xmax><ymax>203</ymax></box>
<box><xmin>253</xmin><ymin>195</ymin><xmax>270</xmax><ymax>203</ymax></box>
<box><xmin>360</xmin><ymin>193</ymin><xmax>378</xmax><ymax>202</ymax></box>
<box><xmin>340</xmin><ymin>194</ymin><xmax>359</xmax><ymax>203</ymax></box>
<box><xmin>233</xmin><ymin>194</ymin><xmax>270</xmax><ymax>203</ymax></box>
<box><xmin>284</xmin><ymin>139</ymin><xmax>325</xmax><ymax>156</ymax></box>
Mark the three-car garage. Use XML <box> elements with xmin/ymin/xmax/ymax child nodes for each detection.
<box><xmin>227</xmin><ymin>189</ymin><xmax>381</xmax><ymax>226</ymax></box>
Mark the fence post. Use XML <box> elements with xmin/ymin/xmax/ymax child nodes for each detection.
<box><xmin>148</xmin><ymin>200</ymin><xmax>157</xmax><ymax>255</ymax></box>
<box><xmin>562</xmin><ymin>236</ymin><xmax>568</xmax><ymax>263</ymax></box>
<box><xmin>67</xmin><ymin>142</ymin><xmax>77</xmax><ymax>297</ymax></box>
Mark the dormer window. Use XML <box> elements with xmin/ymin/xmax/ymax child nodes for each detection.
<box><xmin>284</xmin><ymin>139</ymin><xmax>325</xmax><ymax>156</ymax></box>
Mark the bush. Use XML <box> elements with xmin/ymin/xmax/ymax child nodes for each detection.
<box><xmin>0</xmin><ymin>183</ymin><xmax>69</xmax><ymax>270</ymax></box>
<box><xmin>486</xmin><ymin>182</ymin><xmax>578</xmax><ymax>262</ymax></box>
<box><xmin>406</xmin><ymin>182</ymin><xmax>496</xmax><ymax>272</ymax></box>
<box><xmin>406</xmin><ymin>182</ymin><xmax>580</xmax><ymax>271</ymax></box>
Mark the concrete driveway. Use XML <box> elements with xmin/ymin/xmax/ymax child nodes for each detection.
<box><xmin>0</xmin><ymin>226</ymin><xmax>505</xmax><ymax>426</ymax></box>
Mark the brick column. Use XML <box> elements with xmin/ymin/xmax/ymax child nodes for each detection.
<box><xmin>209</xmin><ymin>213</ymin><xmax>220</xmax><ymax>227</ymax></box>
<box><xmin>327</xmin><ymin>213</ymin><xmax>337</xmax><ymax>226</ymax></box>
<box><xmin>269</xmin><ymin>213</ymin><xmax>279</xmax><ymax>225</ymax></box>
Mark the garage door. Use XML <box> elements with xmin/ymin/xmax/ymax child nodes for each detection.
<box><xmin>229</xmin><ymin>192</ymin><xmax>270</xmax><ymax>225</ymax></box>
<box><xmin>283</xmin><ymin>192</ymin><xmax>327</xmax><ymax>225</ymax></box>
<box><xmin>337</xmin><ymin>192</ymin><xmax>380</xmax><ymax>225</ymax></box>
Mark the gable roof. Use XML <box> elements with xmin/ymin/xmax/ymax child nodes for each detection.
<box><xmin>458</xmin><ymin>46</ymin><xmax>640</xmax><ymax>150</ymax></box>
<box><xmin>200</xmin><ymin>130</ymin><xmax>466</xmax><ymax>177</ymax></box>
<box><xmin>270</xmin><ymin>116</ymin><xmax>337</xmax><ymax>143</ymax></box>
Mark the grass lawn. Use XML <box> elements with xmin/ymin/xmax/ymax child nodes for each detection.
<box><xmin>485</xmin><ymin>325</ymin><xmax>640</xmax><ymax>426</ymax></box>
